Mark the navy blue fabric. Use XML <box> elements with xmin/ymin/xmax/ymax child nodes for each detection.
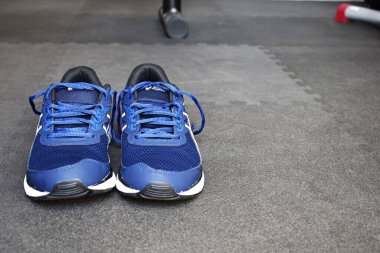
<box><xmin>137</xmin><ymin>88</ymin><xmax>170</xmax><ymax>103</ymax></box>
<box><xmin>121</xmin><ymin>132</ymin><xmax>200</xmax><ymax>172</ymax></box>
<box><xmin>55</xmin><ymin>88</ymin><xmax>100</xmax><ymax>104</ymax></box>
<box><xmin>29</xmin><ymin>134</ymin><xmax>109</xmax><ymax>171</ymax></box>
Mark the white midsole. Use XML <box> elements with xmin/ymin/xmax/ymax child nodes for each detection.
<box><xmin>115</xmin><ymin>172</ymin><xmax>205</xmax><ymax>196</ymax></box>
<box><xmin>24</xmin><ymin>173</ymin><xmax>116</xmax><ymax>198</ymax></box>
<box><xmin>24</xmin><ymin>176</ymin><xmax>49</xmax><ymax>197</ymax></box>
<box><xmin>115</xmin><ymin>174</ymin><xmax>140</xmax><ymax>194</ymax></box>
<box><xmin>179</xmin><ymin>172</ymin><xmax>205</xmax><ymax>196</ymax></box>
<box><xmin>88</xmin><ymin>172</ymin><xmax>116</xmax><ymax>190</ymax></box>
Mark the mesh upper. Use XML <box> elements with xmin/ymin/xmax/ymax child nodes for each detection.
<box><xmin>28</xmin><ymin>134</ymin><xmax>109</xmax><ymax>171</ymax></box>
<box><xmin>122</xmin><ymin>132</ymin><xmax>200</xmax><ymax>171</ymax></box>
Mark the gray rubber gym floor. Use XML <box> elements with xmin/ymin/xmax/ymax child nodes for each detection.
<box><xmin>1</xmin><ymin>0</ymin><xmax>379</xmax><ymax>252</ymax></box>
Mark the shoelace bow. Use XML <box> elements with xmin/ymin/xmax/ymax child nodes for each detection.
<box><xmin>29</xmin><ymin>83</ymin><xmax>117</xmax><ymax>138</ymax></box>
<box><xmin>112</xmin><ymin>81</ymin><xmax>205</xmax><ymax>144</ymax></box>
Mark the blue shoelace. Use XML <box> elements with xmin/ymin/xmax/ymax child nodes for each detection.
<box><xmin>113</xmin><ymin>81</ymin><xmax>205</xmax><ymax>144</ymax></box>
<box><xmin>29</xmin><ymin>82</ymin><xmax>117</xmax><ymax>138</ymax></box>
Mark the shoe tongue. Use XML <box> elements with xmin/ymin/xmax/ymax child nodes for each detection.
<box><xmin>135</xmin><ymin>85</ymin><xmax>173</xmax><ymax>136</ymax></box>
<box><xmin>136</xmin><ymin>85</ymin><xmax>170</xmax><ymax>103</ymax></box>
<box><xmin>55</xmin><ymin>86</ymin><xmax>100</xmax><ymax>105</ymax></box>
<box><xmin>52</xmin><ymin>84</ymin><xmax>100</xmax><ymax>136</ymax></box>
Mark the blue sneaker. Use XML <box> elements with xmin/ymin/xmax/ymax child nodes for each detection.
<box><xmin>24</xmin><ymin>66</ymin><xmax>117</xmax><ymax>200</ymax></box>
<box><xmin>114</xmin><ymin>64</ymin><xmax>205</xmax><ymax>200</ymax></box>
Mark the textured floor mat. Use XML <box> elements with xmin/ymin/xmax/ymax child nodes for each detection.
<box><xmin>1</xmin><ymin>42</ymin><xmax>379</xmax><ymax>252</ymax></box>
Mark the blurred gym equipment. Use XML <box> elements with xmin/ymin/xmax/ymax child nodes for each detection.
<box><xmin>159</xmin><ymin>0</ymin><xmax>189</xmax><ymax>39</ymax></box>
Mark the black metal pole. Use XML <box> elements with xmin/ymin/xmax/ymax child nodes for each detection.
<box><xmin>163</xmin><ymin>0</ymin><xmax>181</xmax><ymax>12</ymax></box>
<box><xmin>159</xmin><ymin>0</ymin><xmax>189</xmax><ymax>39</ymax></box>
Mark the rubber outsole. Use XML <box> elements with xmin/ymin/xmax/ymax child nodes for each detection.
<box><xmin>24</xmin><ymin>172</ymin><xmax>116</xmax><ymax>200</ymax></box>
<box><xmin>116</xmin><ymin>171</ymin><xmax>205</xmax><ymax>201</ymax></box>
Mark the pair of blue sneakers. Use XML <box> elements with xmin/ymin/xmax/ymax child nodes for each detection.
<box><xmin>24</xmin><ymin>64</ymin><xmax>205</xmax><ymax>200</ymax></box>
